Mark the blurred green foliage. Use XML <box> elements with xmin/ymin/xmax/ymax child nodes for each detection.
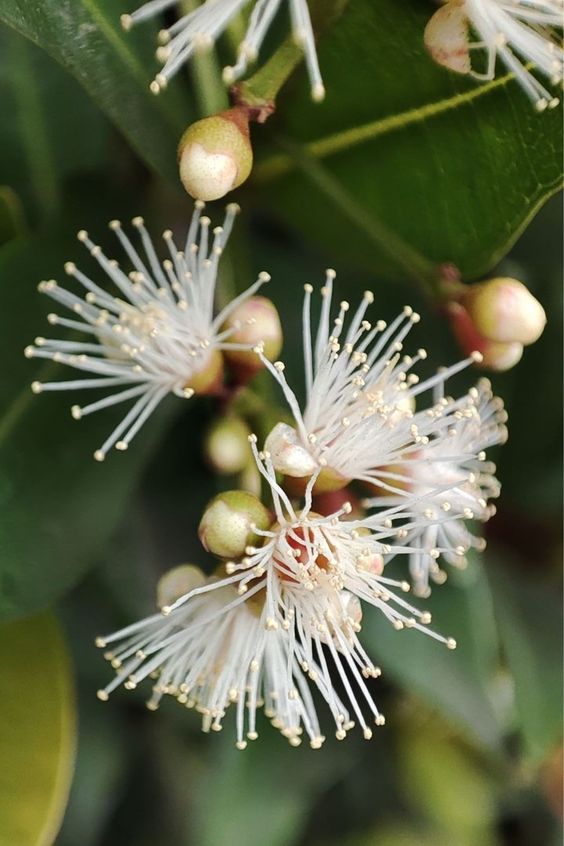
<box><xmin>0</xmin><ymin>1</ymin><xmax>561</xmax><ymax>845</ymax></box>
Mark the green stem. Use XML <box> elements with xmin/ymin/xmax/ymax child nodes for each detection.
<box><xmin>277</xmin><ymin>138</ymin><xmax>441</xmax><ymax>298</ymax></box>
<box><xmin>180</xmin><ymin>0</ymin><xmax>229</xmax><ymax>115</ymax></box>
<box><xmin>235</xmin><ymin>0</ymin><xmax>350</xmax><ymax>109</ymax></box>
<box><xmin>236</xmin><ymin>36</ymin><xmax>305</xmax><ymax>107</ymax></box>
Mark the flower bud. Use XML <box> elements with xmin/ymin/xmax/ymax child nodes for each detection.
<box><xmin>198</xmin><ymin>490</ymin><xmax>270</xmax><ymax>560</ymax></box>
<box><xmin>479</xmin><ymin>340</ymin><xmax>524</xmax><ymax>371</ymax></box>
<box><xmin>204</xmin><ymin>415</ymin><xmax>252</xmax><ymax>475</ymax></box>
<box><xmin>446</xmin><ymin>301</ymin><xmax>524</xmax><ymax>372</ymax></box>
<box><xmin>178</xmin><ymin>107</ymin><xmax>253</xmax><ymax>201</ymax></box>
<box><xmin>157</xmin><ymin>564</ymin><xmax>205</xmax><ymax>610</ymax></box>
<box><xmin>222</xmin><ymin>296</ymin><xmax>283</xmax><ymax>380</ymax></box>
<box><xmin>265</xmin><ymin>422</ymin><xmax>350</xmax><ymax>494</ymax></box>
<box><xmin>188</xmin><ymin>348</ymin><xmax>224</xmax><ymax>395</ymax></box>
<box><xmin>462</xmin><ymin>277</ymin><xmax>546</xmax><ymax>346</ymax></box>
<box><xmin>424</xmin><ymin>2</ymin><xmax>471</xmax><ymax>75</ymax></box>
<box><xmin>265</xmin><ymin>422</ymin><xmax>318</xmax><ymax>479</ymax></box>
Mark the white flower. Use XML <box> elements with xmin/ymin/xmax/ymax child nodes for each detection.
<box><xmin>98</xmin><ymin>442</ymin><xmax>461</xmax><ymax>748</ymax></box>
<box><xmin>96</xmin><ymin>567</ymin><xmax>324</xmax><ymax>749</ymax></box>
<box><xmin>260</xmin><ymin>271</ymin><xmax>483</xmax><ymax>493</ymax></box>
<box><xmin>25</xmin><ymin>202</ymin><xmax>270</xmax><ymax>461</ymax></box>
<box><xmin>364</xmin><ymin>378</ymin><xmax>508</xmax><ymax>597</ymax></box>
<box><xmin>228</xmin><ymin>439</ymin><xmax>458</xmax><ymax>741</ymax></box>
<box><xmin>121</xmin><ymin>0</ymin><xmax>325</xmax><ymax>101</ymax></box>
<box><xmin>424</xmin><ymin>0</ymin><xmax>564</xmax><ymax>111</ymax></box>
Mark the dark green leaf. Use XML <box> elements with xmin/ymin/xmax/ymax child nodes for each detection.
<box><xmin>0</xmin><ymin>25</ymin><xmax>110</xmax><ymax>220</ymax></box>
<box><xmin>0</xmin><ymin>1</ymin><xmax>193</xmax><ymax>183</ymax></box>
<box><xmin>253</xmin><ymin>0</ymin><xmax>563</xmax><ymax>280</ymax></box>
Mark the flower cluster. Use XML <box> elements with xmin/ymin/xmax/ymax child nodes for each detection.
<box><xmin>56</xmin><ymin>244</ymin><xmax>508</xmax><ymax>747</ymax></box>
<box><xmin>25</xmin><ymin>203</ymin><xmax>275</xmax><ymax>461</ymax></box>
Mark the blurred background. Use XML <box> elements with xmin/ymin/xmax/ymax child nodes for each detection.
<box><xmin>0</xmin><ymin>2</ymin><xmax>561</xmax><ymax>845</ymax></box>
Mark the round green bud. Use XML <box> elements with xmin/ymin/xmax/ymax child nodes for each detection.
<box><xmin>178</xmin><ymin>107</ymin><xmax>253</xmax><ymax>201</ymax></box>
<box><xmin>198</xmin><ymin>490</ymin><xmax>270</xmax><ymax>560</ymax></box>
<box><xmin>204</xmin><ymin>415</ymin><xmax>252</xmax><ymax>475</ymax></box>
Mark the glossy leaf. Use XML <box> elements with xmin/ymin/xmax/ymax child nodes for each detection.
<box><xmin>0</xmin><ymin>612</ymin><xmax>76</xmax><ymax>846</ymax></box>
<box><xmin>0</xmin><ymin>25</ymin><xmax>109</xmax><ymax>221</ymax></box>
<box><xmin>253</xmin><ymin>0</ymin><xmax>563</xmax><ymax>280</ymax></box>
<box><xmin>0</xmin><ymin>0</ymin><xmax>192</xmax><ymax>183</ymax></box>
<box><xmin>0</xmin><ymin>223</ymin><xmax>178</xmax><ymax>620</ymax></box>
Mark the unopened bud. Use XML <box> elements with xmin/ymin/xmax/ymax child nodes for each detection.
<box><xmin>198</xmin><ymin>490</ymin><xmax>270</xmax><ymax>559</ymax></box>
<box><xmin>187</xmin><ymin>348</ymin><xmax>224</xmax><ymax>395</ymax></box>
<box><xmin>462</xmin><ymin>277</ymin><xmax>546</xmax><ymax>346</ymax></box>
<box><xmin>178</xmin><ymin>107</ymin><xmax>253</xmax><ymax>201</ymax></box>
<box><xmin>222</xmin><ymin>296</ymin><xmax>283</xmax><ymax>380</ymax></box>
<box><xmin>265</xmin><ymin>423</ymin><xmax>350</xmax><ymax>493</ymax></box>
<box><xmin>424</xmin><ymin>2</ymin><xmax>471</xmax><ymax>75</ymax></box>
<box><xmin>204</xmin><ymin>415</ymin><xmax>252</xmax><ymax>475</ymax></box>
<box><xmin>264</xmin><ymin>422</ymin><xmax>318</xmax><ymax>479</ymax></box>
<box><xmin>479</xmin><ymin>340</ymin><xmax>524</xmax><ymax>371</ymax></box>
<box><xmin>447</xmin><ymin>301</ymin><xmax>524</xmax><ymax>372</ymax></box>
<box><xmin>157</xmin><ymin>564</ymin><xmax>205</xmax><ymax>610</ymax></box>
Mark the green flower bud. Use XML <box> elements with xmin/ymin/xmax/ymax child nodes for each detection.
<box><xmin>462</xmin><ymin>277</ymin><xmax>546</xmax><ymax>346</ymax></box>
<box><xmin>198</xmin><ymin>490</ymin><xmax>270</xmax><ymax>560</ymax></box>
<box><xmin>178</xmin><ymin>107</ymin><xmax>253</xmax><ymax>201</ymax></box>
<box><xmin>157</xmin><ymin>564</ymin><xmax>206</xmax><ymax>611</ymax></box>
<box><xmin>204</xmin><ymin>415</ymin><xmax>252</xmax><ymax>475</ymax></box>
<box><xmin>222</xmin><ymin>296</ymin><xmax>283</xmax><ymax>380</ymax></box>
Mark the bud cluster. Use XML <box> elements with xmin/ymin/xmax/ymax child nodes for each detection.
<box><xmin>446</xmin><ymin>277</ymin><xmax>546</xmax><ymax>371</ymax></box>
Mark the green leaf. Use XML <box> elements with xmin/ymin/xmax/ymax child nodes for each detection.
<box><xmin>254</xmin><ymin>0</ymin><xmax>563</xmax><ymax>280</ymax></box>
<box><xmin>363</xmin><ymin>560</ymin><xmax>503</xmax><ymax>751</ymax></box>
<box><xmin>0</xmin><ymin>25</ymin><xmax>110</xmax><ymax>221</ymax></box>
<box><xmin>0</xmin><ymin>612</ymin><xmax>76</xmax><ymax>846</ymax></box>
<box><xmin>191</xmin><ymin>725</ymin><xmax>357</xmax><ymax>846</ymax></box>
<box><xmin>0</xmin><ymin>1</ymin><xmax>192</xmax><ymax>183</ymax></box>
<box><xmin>488</xmin><ymin>558</ymin><xmax>563</xmax><ymax>766</ymax></box>
<box><xmin>0</xmin><ymin>223</ymin><xmax>177</xmax><ymax>620</ymax></box>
